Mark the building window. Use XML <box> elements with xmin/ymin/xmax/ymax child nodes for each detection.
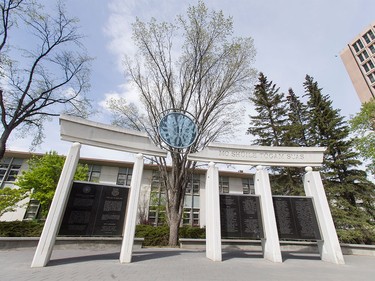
<box><xmin>183</xmin><ymin>174</ymin><xmax>200</xmax><ymax>226</ymax></box>
<box><xmin>148</xmin><ymin>171</ymin><xmax>167</xmax><ymax>226</ymax></box>
<box><xmin>0</xmin><ymin>158</ymin><xmax>23</xmax><ymax>188</ymax></box>
<box><xmin>183</xmin><ymin>208</ymin><xmax>200</xmax><ymax>226</ymax></box>
<box><xmin>368</xmin><ymin>73</ymin><xmax>375</xmax><ymax>84</ymax></box>
<box><xmin>87</xmin><ymin>165</ymin><xmax>101</xmax><ymax>182</ymax></box>
<box><xmin>358</xmin><ymin>50</ymin><xmax>369</xmax><ymax>62</ymax></box>
<box><xmin>23</xmin><ymin>199</ymin><xmax>41</xmax><ymax>220</ymax></box>
<box><xmin>369</xmin><ymin>60</ymin><xmax>375</xmax><ymax>70</ymax></box>
<box><xmin>363</xmin><ymin>30</ymin><xmax>375</xmax><ymax>44</ymax></box>
<box><xmin>369</xmin><ymin>44</ymin><xmax>375</xmax><ymax>54</ymax></box>
<box><xmin>116</xmin><ymin>167</ymin><xmax>133</xmax><ymax>186</ymax></box>
<box><xmin>353</xmin><ymin>39</ymin><xmax>364</xmax><ymax>52</ymax></box>
<box><xmin>219</xmin><ymin>176</ymin><xmax>229</xmax><ymax>193</ymax></box>
<box><xmin>364</xmin><ymin>63</ymin><xmax>370</xmax><ymax>73</ymax></box>
<box><xmin>242</xmin><ymin>177</ymin><xmax>255</xmax><ymax>194</ymax></box>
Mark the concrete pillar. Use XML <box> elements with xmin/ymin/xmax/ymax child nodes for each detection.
<box><xmin>119</xmin><ymin>154</ymin><xmax>144</xmax><ymax>263</ymax></box>
<box><xmin>254</xmin><ymin>166</ymin><xmax>282</xmax><ymax>263</ymax></box>
<box><xmin>31</xmin><ymin>142</ymin><xmax>81</xmax><ymax>267</ymax></box>
<box><xmin>205</xmin><ymin>162</ymin><xmax>222</xmax><ymax>261</ymax></box>
<box><xmin>303</xmin><ymin>167</ymin><xmax>345</xmax><ymax>264</ymax></box>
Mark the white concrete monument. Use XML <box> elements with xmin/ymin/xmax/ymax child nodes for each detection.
<box><xmin>31</xmin><ymin>115</ymin><xmax>167</xmax><ymax>267</ymax></box>
<box><xmin>188</xmin><ymin>142</ymin><xmax>344</xmax><ymax>264</ymax></box>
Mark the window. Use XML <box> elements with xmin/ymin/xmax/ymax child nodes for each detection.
<box><xmin>368</xmin><ymin>73</ymin><xmax>375</xmax><ymax>84</ymax></box>
<box><xmin>219</xmin><ymin>176</ymin><xmax>229</xmax><ymax>193</ymax></box>
<box><xmin>368</xmin><ymin>60</ymin><xmax>375</xmax><ymax>69</ymax></box>
<box><xmin>148</xmin><ymin>171</ymin><xmax>167</xmax><ymax>226</ymax></box>
<box><xmin>364</xmin><ymin>63</ymin><xmax>370</xmax><ymax>72</ymax></box>
<box><xmin>183</xmin><ymin>174</ymin><xmax>200</xmax><ymax>226</ymax></box>
<box><xmin>0</xmin><ymin>158</ymin><xmax>23</xmax><ymax>187</ymax></box>
<box><xmin>23</xmin><ymin>199</ymin><xmax>41</xmax><ymax>220</ymax></box>
<box><xmin>87</xmin><ymin>165</ymin><xmax>101</xmax><ymax>182</ymax></box>
<box><xmin>359</xmin><ymin>50</ymin><xmax>369</xmax><ymax>62</ymax></box>
<box><xmin>186</xmin><ymin>174</ymin><xmax>200</xmax><ymax>195</ymax></box>
<box><xmin>242</xmin><ymin>177</ymin><xmax>255</xmax><ymax>194</ymax></box>
<box><xmin>352</xmin><ymin>39</ymin><xmax>364</xmax><ymax>52</ymax></box>
<box><xmin>365</xmin><ymin>60</ymin><xmax>375</xmax><ymax>73</ymax></box>
<box><xmin>183</xmin><ymin>208</ymin><xmax>200</xmax><ymax>226</ymax></box>
<box><xmin>363</xmin><ymin>30</ymin><xmax>375</xmax><ymax>44</ymax></box>
<box><xmin>369</xmin><ymin>44</ymin><xmax>375</xmax><ymax>54</ymax></box>
<box><xmin>116</xmin><ymin>167</ymin><xmax>133</xmax><ymax>186</ymax></box>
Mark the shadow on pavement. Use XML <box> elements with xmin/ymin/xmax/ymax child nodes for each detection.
<box><xmin>222</xmin><ymin>250</ymin><xmax>263</xmax><ymax>261</ymax></box>
<box><xmin>47</xmin><ymin>249</ymin><xmax>205</xmax><ymax>266</ymax></box>
<box><xmin>131</xmin><ymin>249</ymin><xmax>204</xmax><ymax>263</ymax></box>
<box><xmin>47</xmin><ymin>252</ymin><xmax>120</xmax><ymax>266</ymax></box>
<box><xmin>281</xmin><ymin>252</ymin><xmax>321</xmax><ymax>262</ymax></box>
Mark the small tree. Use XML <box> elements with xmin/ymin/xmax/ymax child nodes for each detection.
<box><xmin>0</xmin><ymin>0</ymin><xmax>92</xmax><ymax>160</ymax></box>
<box><xmin>0</xmin><ymin>186</ymin><xmax>27</xmax><ymax>217</ymax></box>
<box><xmin>16</xmin><ymin>151</ymin><xmax>88</xmax><ymax>217</ymax></box>
<box><xmin>349</xmin><ymin>98</ymin><xmax>375</xmax><ymax>176</ymax></box>
<box><xmin>108</xmin><ymin>1</ymin><xmax>257</xmax><ymax>245</ymax></box>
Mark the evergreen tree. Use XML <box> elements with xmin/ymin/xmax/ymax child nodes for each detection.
<box><xmin>247</xmin><ymin>72</ymin><xmax>288</xmax><ymax>146</ymax></box>
<box><xmin>248</xmin><ymin>73</ymin><xmax>303</xmax><ymax>195</ymax></box>
<box><xmin>303</xmin><ymin>75</ymin><xmax>375</xmax><ymax>243</ymax></box>
<box><xmin>285</xmin><ymin>88</ymin><xmax>309</xmax><ymax>146</ymax></box>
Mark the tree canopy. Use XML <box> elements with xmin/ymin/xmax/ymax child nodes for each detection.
<box><xmin>107</xmin><ymin>1</ymin><xmax>257</xmax><ymax>245</ymax></box>
<box><xmin>349</xmin><ymin>98</ymin><xmax>375</xmax><ymax>176</ymax></box>
<box><xmin>248</xmin><ymin>74</ymin><xmax>375</xmax><ymax>243</ymax></box>
<box><xmin>0</xmin><ymin>0</ymin><xmax>92</xmax><ymax>159</ymax></box>
<box><xmin>16</xmin><ymin>151</ymin><xmax>88</xmax><ymax>217</ymax></box>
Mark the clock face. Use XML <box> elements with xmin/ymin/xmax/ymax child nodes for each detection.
<box><xmin>158</xmin><ymin>112</ymin><xmax>198</xmax><ymax>149</ymax></box>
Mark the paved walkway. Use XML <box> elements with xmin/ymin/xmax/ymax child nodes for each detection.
<box><xmin>1</xmin><ymin>248</ymin><xmax>374</xmax><ymax>281</ymax></box>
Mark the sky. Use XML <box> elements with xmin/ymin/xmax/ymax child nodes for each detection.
<box><xmin>6</xmin><ymin>0</ymin><xmax>375</xmax><ymax>163</ymax></box>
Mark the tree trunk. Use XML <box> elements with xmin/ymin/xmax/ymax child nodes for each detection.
<box><xmin>168</xmin><ymin>211</ymin><xmax>180</xmax><ymax>246</ymax></box>
<box><xmin>0</xmin><ymin>128</ymin><xmax>11</xmax><ymax>160</ymax></box>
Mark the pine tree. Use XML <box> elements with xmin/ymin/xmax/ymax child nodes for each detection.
<box><xmin>303</xmin><ymin>75</ymin><xmax>375</xmax><ymax>243</ymax></box>
<box><xmin>285</xmin><ymin>88</ymin><xmax>309</xmax><ymax>146</ymax></box>
<box><xmin>248</xmin><ymin>73</ymin><xmax>303</xmax><ymax>195</ymax></box>
<box><xmin>247</xmin><ymin>72</ymin><xmax>288</xmax><ymax>146</ymax></box>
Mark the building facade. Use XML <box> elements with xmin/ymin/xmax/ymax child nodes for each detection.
<box><xmin>340</xmin><ymin>21</ymin><xmax>375</xmax><ymax>103</ymax></box>
<box><xmin>0</xmin><ymin>150</ymin><xmax>254</xmax><ymax>227</ymax></box>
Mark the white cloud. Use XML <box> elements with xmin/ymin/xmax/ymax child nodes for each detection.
<box><xmin>98</xmin><ymin>81</ymin><xmax>144</xmax><ymax>111</ymax></box>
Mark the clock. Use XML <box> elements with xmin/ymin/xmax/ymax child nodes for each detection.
<box><xmin>158</xmin><ymin>112</ymin><xmax>198</xmax><ymax>149</ymax></box>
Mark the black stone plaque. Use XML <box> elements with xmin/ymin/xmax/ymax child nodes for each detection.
<box><xmin>272</xmin><ymin>196</ymin><xmax>321</xmax><ymax>240</ymax></box>
<box><xmin>220</xmin><ymin>194</ymin><xmax>263</xmax><ymax>239</ymax></box>
<box><xmin>59</xmin><ymin>182</ymin><xmax>129</xmax><ymax>236</ymax></box>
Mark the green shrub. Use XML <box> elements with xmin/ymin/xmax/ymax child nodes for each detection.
<box><xmin>135</xmin><ymin>224</ymin><xmax>170</xmax><ymax>246</ymax></box>
<box><xmin>179</xmin><ymin>225</ymin><xmax>205</xmax><ymax>239</ymax></box>
<box><xmin>135</xmin><ymin>225</ymin><xmax>206</xmax><ymax>246</ymax></box>
<box><xmin>0</xmin><ymin>221</ymin><xmax>44</xmax><ymax>237</ymax></box>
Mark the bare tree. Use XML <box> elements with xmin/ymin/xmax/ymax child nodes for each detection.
<box><xmin>0</xmin><ymin>0</ymin><xmax>92</xmax><ymax>159</ymax></box>
<box><xmin>107</xmin><ymin>1</ymin><xmax>256</xmax><ymax>245</ymax></box>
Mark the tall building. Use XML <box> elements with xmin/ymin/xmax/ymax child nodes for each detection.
<box><xmin>340</xmin><ymin>21</ymin><xmax>375</xmax><ymax>103</ymax></box>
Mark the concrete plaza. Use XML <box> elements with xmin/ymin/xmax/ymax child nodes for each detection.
<box><xmin>1</xmin><ymin>247</ymin><xmax>374</xmax><ymax>281</ymax></box>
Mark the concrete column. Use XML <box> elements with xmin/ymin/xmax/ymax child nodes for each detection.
<box><xmin>254</xmin><ymin>166</ymin><xmax>282</xmax><ymax>263</ymax></box>
<box><xmin>303</xmin><ymin>167</ymin><xmax>345</xmax><ymax>264</ymax></box>
<box><xmin>31</xmin><ymin>142</ymin><xmax>81</xmax><ymax>267</ymax></box>
<box><xmin>205</xmin><ymin>162</ymin><xmax>222</xmax><ymax>261</ymax></box>
<box><xmin>120</xmin><ymin>154</ymin><xmax>144</xmax><ymax>263</ymax></box>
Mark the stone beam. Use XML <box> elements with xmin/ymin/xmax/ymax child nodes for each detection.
<box><xmin>188</xmin><ymin>143</ymin><xmax>325</xmax><ymax>167</ymax></box>
<box><xmin>59</xmin><ymin>114</ymin><xmax>167</xmax><ymax>158</ymax></box>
